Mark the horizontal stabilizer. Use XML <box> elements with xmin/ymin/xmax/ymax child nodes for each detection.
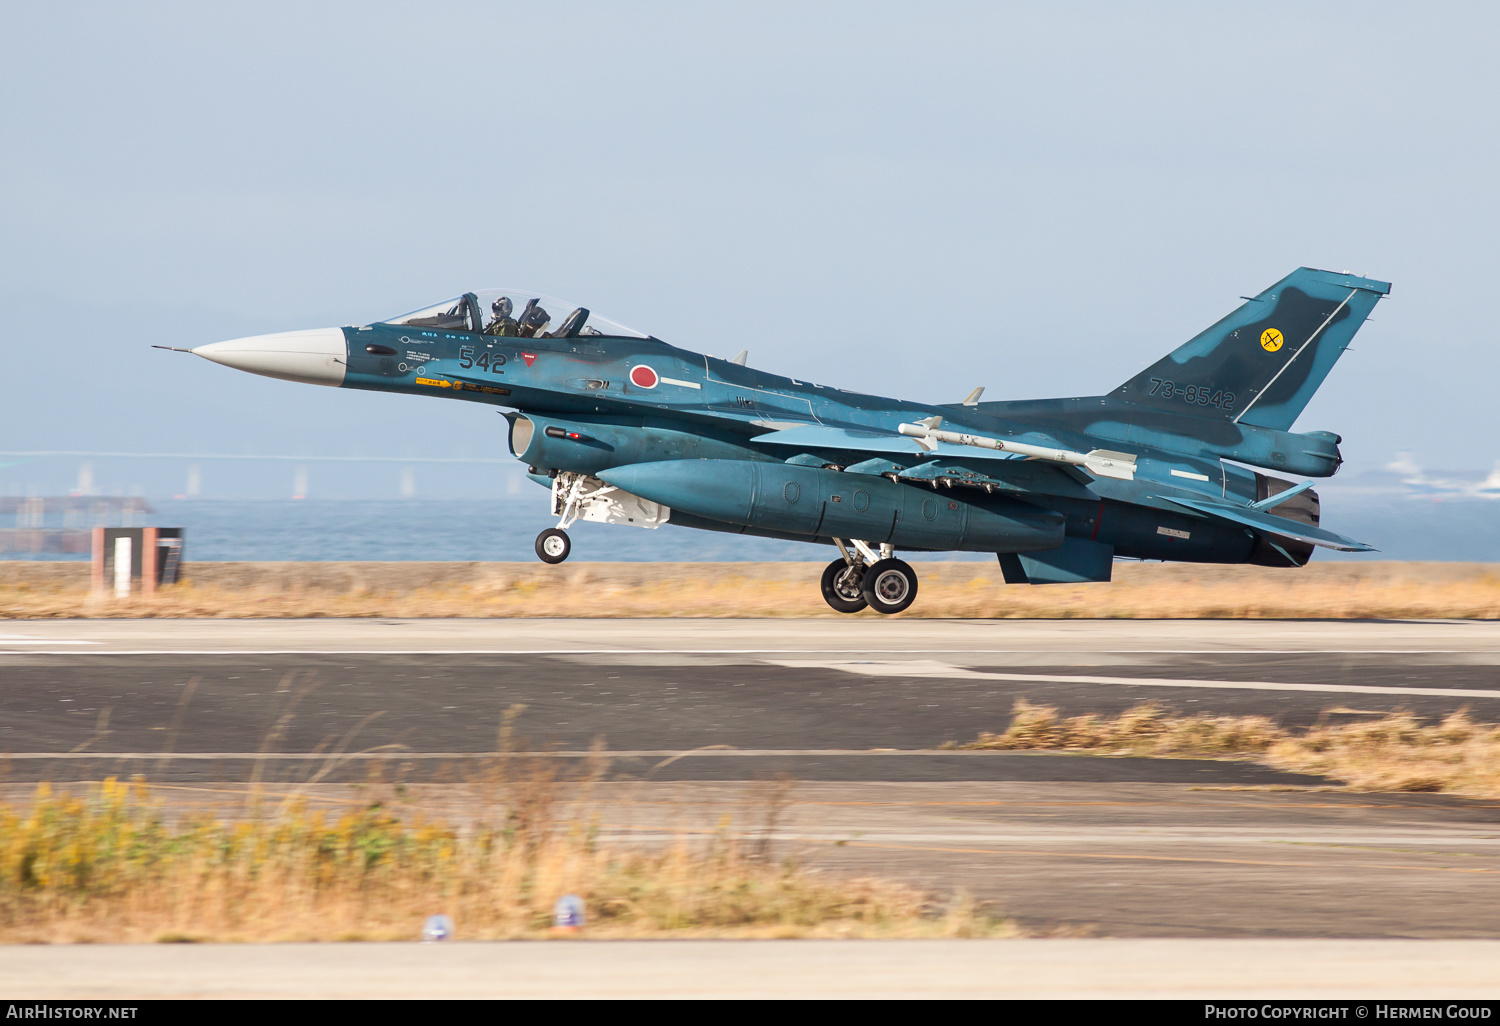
<box><xmin>1158</xmin><ymin>496</ymin><xmax>1376</xmax><ymax>552</ymax></box>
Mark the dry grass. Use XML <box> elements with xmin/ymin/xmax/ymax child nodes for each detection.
<box><xmin>1266</xmin><ymin>711</ymin><xmax>1500</xmax><ymax>794</ymax></box>
<box><xmin>4</xmin><ymin>560</ymin><xmax>1500</xmax><ymax>619</ymax></box>
<box><xmin>959</xmin><ymin>700</ymin><xmax>1500</xmax><ymax>797</ymax></box>
<box><xmin>0</xmin><ymin>771</ymin><xmax>1005</xmax><ymax>944</ymax></box>
<box><xmin>960</xmin><ymin>699</ymin><xmax>1286</xmax><ymax>758</ymax></box>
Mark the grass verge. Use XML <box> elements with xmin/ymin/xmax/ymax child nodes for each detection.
<box><xmin>957</xmin><ymin>700</ymin><xmax>1500</xmax><ymax>796</ymax></box>
<box><xmin>4</xmin><ymin>560</ymin><xmax>1500</xmax><ymax>619</ymax></box>
<box><xmin>0</xmin><ymin>775</ymin><xmax>1007</xmax><ymax>943</ymax></box>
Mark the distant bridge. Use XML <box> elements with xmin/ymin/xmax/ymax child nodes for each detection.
<box><xmin>0</xmin><ymin>451</ymin><xmax>509</xmax><ymax>464</ymax></box>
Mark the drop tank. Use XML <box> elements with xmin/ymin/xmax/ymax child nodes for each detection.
<box><xmin>598</xmin><ymin>459</ymin><xmax>1065</xmax><ymax>553</ymax></box>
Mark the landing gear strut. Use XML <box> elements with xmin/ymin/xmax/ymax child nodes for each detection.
<box><xmin>532</xmin><ymin>470</ymin><xmax>670</xmax><ymax>564</ymax></box>
<box><xmin>822</xmin><ymin>539</ymin><xmax>916</xmax><ymax>614</ymax></box>
<box><xmin>535</xmin><ymin>527</ymin><xmax>571</xmax><ymax>564</ymax></box>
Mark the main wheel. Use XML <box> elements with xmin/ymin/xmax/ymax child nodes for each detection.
<box><xmin>535</xmin><ymin>528</ymin><xmax>571</xmax><ymax>564</ymax></box>
<box><xmin>820</xmin><ymin>559</ymin><xmax>867</xmax><ymax>613</ymax></box>
<box><xmin>860</xmin><ymin>558</ymin><xmax>918</xmax><ymax>614</ymax></box>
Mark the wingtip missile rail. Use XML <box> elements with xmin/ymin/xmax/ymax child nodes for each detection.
<box><xmin>897</xmin><ymin>417</ymin><xmax>1138</xmax><ymax>481</ymax></box>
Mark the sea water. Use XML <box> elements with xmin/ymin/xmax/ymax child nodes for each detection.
<box><xmin>6</xmin><ymin>493</ymin><xmax>1498</xmax><ymax>563</ymax></box>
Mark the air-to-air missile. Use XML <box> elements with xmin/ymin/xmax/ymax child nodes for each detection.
<box><xmin>165</xmin><ymin>267</ymin><xmax>1387</xmax><ymax>614</ymax></box>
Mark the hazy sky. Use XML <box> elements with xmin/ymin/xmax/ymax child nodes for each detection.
<box><xmin>3</xmin><ymin>2</ymin><xmax>1497</xmax><ymax>496</ymax></box>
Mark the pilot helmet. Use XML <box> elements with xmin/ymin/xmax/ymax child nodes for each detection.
<box><xmin>492</xmin><ymin>296</ymin><xmax>513</xmax><ymax>318</ymax></box>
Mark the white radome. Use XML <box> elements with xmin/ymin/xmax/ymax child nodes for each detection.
<box><xmin>193</xmin><ymin>328</ymin><xmax>347</xmax><ymax>386</ymax></box>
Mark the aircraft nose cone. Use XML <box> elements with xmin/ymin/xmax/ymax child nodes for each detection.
<box><xmin>193</xmin><ymin>328</ymin><xmax>347</xmax><ymax>386</ymax></box>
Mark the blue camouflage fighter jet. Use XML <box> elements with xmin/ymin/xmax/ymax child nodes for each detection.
<box><xmin>175</xmin><ymin>267</ymin><xmax>1387</xmax><ymax>614</ymax></box>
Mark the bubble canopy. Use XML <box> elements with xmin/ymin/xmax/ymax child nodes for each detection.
<box><xmin>379</xmin><ymin>290</ymin><xmax>649</xmax><ymax>340</ymax></box>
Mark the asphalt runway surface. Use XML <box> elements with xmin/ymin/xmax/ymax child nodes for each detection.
<box><xmin>6</xmin><ymin>618</ymin><xmax>1500</xmax><ymax>940</ymax></box>
<box><xmin>3</xmin><ymin>618</ymin><xmax>1499</xmax><ymax>784</ymax></box>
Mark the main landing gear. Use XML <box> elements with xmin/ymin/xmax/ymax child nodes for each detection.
<box><xmin>862</xmin><ymin>557</ymin><xmax>919</xmax><ymax>614</ymax></box>
<box><xmin>820</xmin><ymin>559</ymin><xmax>867</xmax><ymax>612</ymax></box>
<box><xmin>821</xmin><ymin>539</ymin><xmax>918</xmax><ymax>615</ymax></box>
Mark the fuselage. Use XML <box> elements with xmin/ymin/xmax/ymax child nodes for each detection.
<box><xmin>232</xmin><ymin>318</ymin><xmax>1288</xmax><ymax>566</ymax></box>
<box><xmin>184</xmin><ymin>271</ymin><xmax>1388</xmax><ymax>608</ymax></box>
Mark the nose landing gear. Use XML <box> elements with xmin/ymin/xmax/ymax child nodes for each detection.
<box><xmin>535</xmin><ymin>527</ymin><xmax>571</xmax><ymax>564</ymax></box>
<box><xmin>532</xmin><ymin>470</ymin><xmax>671</xmax><ymax>564</ymax></box>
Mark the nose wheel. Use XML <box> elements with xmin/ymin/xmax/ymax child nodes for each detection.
<box><xmin>535</xmin><ymin>528</ymin><xmax>571</xmax><ymax>564</ymax></box>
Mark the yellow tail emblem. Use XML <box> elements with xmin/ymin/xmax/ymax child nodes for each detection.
<box><xmin>1259</xmin><ymin>328</ymin><xmax>1284</xmax><ymax>352</ymax></box>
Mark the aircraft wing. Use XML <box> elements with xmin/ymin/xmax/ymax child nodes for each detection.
<box><xmin>749</xmin><ymin>424</ymin><xmax>1097</xmax><ymax>497</ymax></box>
<box><xmin>751</xmin><ymin>423</ymin><xmax>1091</xmax><ymax>466</ymax></box>
<box><xmin>751</xmin><ymin>424</ymin><xmax>936</xmax><ymax>457</ymax></box>
<box><xmin>1157</xmin><ymin>496</ymin><xmax>1376</xmax><ymax>552</ymax></box>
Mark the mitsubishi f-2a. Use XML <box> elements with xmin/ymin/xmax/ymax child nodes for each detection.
<box><xmin>174</xmin><ymin>268</ymin><xmax>1387</xmax><ymax>614</ymax></box>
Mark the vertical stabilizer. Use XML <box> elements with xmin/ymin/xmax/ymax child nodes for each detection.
<box><xmin>1115</xmin><ymin>268</ymin><xmax>1390</xmax><ymax>431</ymax></box>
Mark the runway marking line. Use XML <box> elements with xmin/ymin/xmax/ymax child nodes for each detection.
<box><xmin>0</xmin><ymin>786</ymin><xmax>1474</xmax><ymax>813</ymax></box>
<box><xmin>768</xmin><ymin>659</ymin><xmax>1500</xmax><ymax>700</ymax></box>
<box><xmin>842</xmin><ymin>841</ymin><xmax>1500</xmax><ymax>875</ymax></box>
<box><xmin>594</xmin><ymin>831</ymin><xmax>1500</xmax><ymax>860</ymax></box>
<box><xmin>3</xmin><ymin>647</ymin><xmax>1495</xmax><ymax>657</ymax></box>
<box><xmin>792</xmin><ymin>800</ymin><xmax>1490</xmax><ymax>810</ymax></box>
<box><xmin>0</xmin><ymin>640</ymin><xmax>98</xmax><ymax>645</ymax></box>
<box><xmin>0</xmin><ymin>748</ymin><xmax>1302</xmax><ymax>759</ymax></box>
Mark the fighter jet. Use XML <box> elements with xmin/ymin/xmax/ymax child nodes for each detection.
<box><xmin>172</xmin><ymin>267</ymin><xmax>1387</xmax><ymax>614</ymax></box>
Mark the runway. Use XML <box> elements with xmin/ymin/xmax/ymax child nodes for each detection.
<box><xmin>6</xmin><ymin>615</ymin><xmax>1500</xmax><ymax>653</ymax></box>
<box><xmin>5</xmin><ymin>617</ymin><xmax>1500</xmax><ymax>939</ymax></box>
<box><xmin>3</xmin><ymin>618</ymin><xmax>1500</xmax><ymax>783</ymax></box>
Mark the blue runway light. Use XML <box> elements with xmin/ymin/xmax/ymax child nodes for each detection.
<box><xmin>553</xmin><ymin>895</ymin><xmax>585</xmax><ymax>931</ymax></box>
<box><xmin>422</xmin><ymin>914</ymin><xmax>454</xmax><ymax>942</ymax></box>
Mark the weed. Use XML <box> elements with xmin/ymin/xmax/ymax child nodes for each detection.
<box><xmin>964</xmin><ymin>699</ymin><xmax>1282</xmax><ymax>758</ymax></box>
<box><xmin>960</xmin><ymin>700</ymin><xmax>1500</xmax><ymax>798</ymax></box>
<box><xmin>0</xmin><ymin>697</ymin><xmax>1011</xmax><ymax>944</ymax></box>
<box><xmin>4</xmin><ymin>560</ymin><xmax>1499</xmax><ymax>619</ymax></box>
<box><xmin>0</xmin><ymin>774</ymin><xmax>998</xmax><ymax>943</ymax></box>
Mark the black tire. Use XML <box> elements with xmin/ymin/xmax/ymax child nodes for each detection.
<box><xmin>535</xmin><ymin>528</ymin><xmax>571</xmax><ymax>564</ymax></box>
<box><xmin>860</xmin><ymin>558</ymin><xmax>918</xmax><ymax>614</ymax></box>
<box><xmin>820</xmin><ymin>559</ymin><xmax>867</xmax><ymax>613</ymax></box>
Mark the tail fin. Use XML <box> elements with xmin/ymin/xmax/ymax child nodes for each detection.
<box><xmin>1115</xmin><ymin>267</ymin><xmax>1390</xmax><ymax>431</ymax></box>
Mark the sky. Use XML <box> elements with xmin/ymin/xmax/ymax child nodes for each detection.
<box><xmin>2</xmin><ymin>1</ymin><xmax>1497</xmax><ymax>498</ymax></box>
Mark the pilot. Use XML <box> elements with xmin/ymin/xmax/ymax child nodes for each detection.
<box><xmin>486</xmin><ymin>296</ymin><xmax>519</xmax><ymax>336</ymax></box>
<box><xmin>516</xmin><ymin>298</ymin><xmax>551</xmax><ymax>338</ymax></box>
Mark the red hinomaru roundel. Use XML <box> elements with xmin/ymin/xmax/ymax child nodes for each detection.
<box><xmin>629</xmin><ymin>365</ymin><xmax>659</xmax><ymax>389</ymax></box>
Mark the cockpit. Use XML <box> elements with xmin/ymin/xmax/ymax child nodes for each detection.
<box><xmin>380</xmin><ymin>289</ymin><xmax>649</xmax><ymax>339</ymax></box>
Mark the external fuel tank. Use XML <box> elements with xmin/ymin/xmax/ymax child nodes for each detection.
<box><xmin>598</xmin><ymin>459</ymin><xmax>1065</xmax><ymax>553</ymax></box>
